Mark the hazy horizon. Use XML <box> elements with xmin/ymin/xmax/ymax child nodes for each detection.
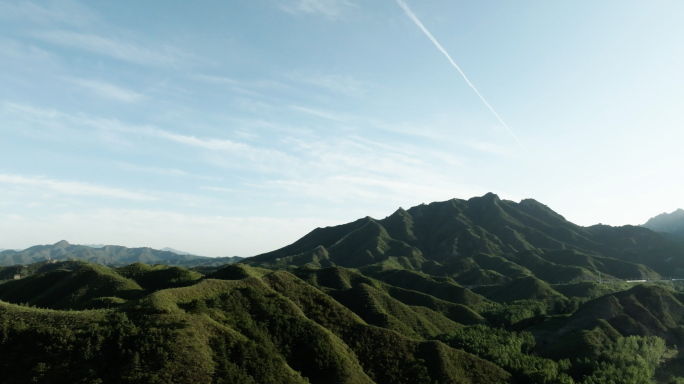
<box><xmin>1</xmin><ymin>194</ymin><xmax>681</xmax><ymax>257</ymax></box>
<box><xmin>2</xmin><ymin>0</ymin><xmax>683</xmax><ymax>256</ymax></box>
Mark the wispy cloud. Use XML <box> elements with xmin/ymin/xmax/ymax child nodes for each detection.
<box><xmin>68</xmin><ymin>78</ymin><xmax>144</xmax><ymax>102</ymax></box>
<box><xmin>117</xmin><ymin>163</ymin><xmax>219</xmax><ymax>180</ymax></box>
<box><xmin>193</xmin><ymin>74</ymin><xmax>239</xmax><ymax>86</ymax></box>
<box><xmin>0</xmin><ymin>102</ymin><xmax>490</xmax><ymax>210</ymax></box>
<box><xmin>254</xmin><ymin>175</ymin><xmax>484</xmax><ymax>207</ymax></box>
<box><xmin>31</xmin><ymin>30</ymin><xmax>181</xmax><ymax>66</ymax></box>
<box><xmin>291</xmin><ymin>73</ymin><xmax>366</xmax><ymax>95</ymax></box>
<box><xmin>290</xmin><ymin>105</ymin><xmax>346</xmax><ymax>121</ymax></box>
<box><xmin>0</xmin><ymin>37</ymin><xmax>53</xmax><ymax>61</ymax></box>
<box><xmin>0</xmin><ymin>0</ymin><xmax>97</xmax><ymax>26</ymax></box>
<box><xmin>0</xmin><ymin>102</ymin><xmax>295</xmax><ymax>172</ymax></box>
<box><xmin>194</xmin><ymin>74</ymin><xmax>290</xmax><ymax>97</ymax></box>
<box><xmin>468</xmin><ymin>141</ymin><xmax>517</xmax><ymax>158</ymax></box>
<box><xmin>150</xmin><ymin>128</ymin><xmax>245</xmax><ymax>150</ymax></box>
<box><xmin>201</xmin><ymin>186</ymin><xmax>235</xmax><ymax>193</ymax></box>
<box><xmin>280</xmin><ymin>0</ymin><xmax>356</xmax><ymax>18</ymax></box>
<box><xmin>0</xmin><ymin>174</ymin><xmax>154</xmax><ymax>201</ymax></box>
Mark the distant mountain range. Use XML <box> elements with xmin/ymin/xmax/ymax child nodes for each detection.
<box><xmin>0</xmin><ymin>240</ymin><xmax>243</xmax><ymax>267</ymax></box>
<box><xmin>4</xmin><ymin>195</ymin><xmax>683</xmax><ymax>281</ymax></box>
<box><xmin>159</xmin><ymin>247</ymin><xmax>195</xmax><ymax>255</ymax></box>
<box><xmin>81</xmin><ymin>244</ymin><xmax>106</xmax><ymax>248</ymax></box>
<box><xmin>80</xmin><ymin>244</ymin><xmax>196</xmax><ymax>255</ymax></box>
<box><xmin>642</xmin><ymin>208</ymin><xmax>684</xmax><ymax>239</ymax></box>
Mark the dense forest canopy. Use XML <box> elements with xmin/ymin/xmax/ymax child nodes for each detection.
<box><xmin>2</xmin><ymin>194</ymin><xmax>684</xmax><ymax>383</ymax></box>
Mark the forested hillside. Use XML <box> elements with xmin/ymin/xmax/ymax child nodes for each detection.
<box><xmin>2</xmin><ymin>194</ymin><xmax>684</xmax><ymax>383</ymax></box>
<box><xmin>245</xmin><ymin>193</ymin><xmax>684</xmax><ymax>283</ymax></box>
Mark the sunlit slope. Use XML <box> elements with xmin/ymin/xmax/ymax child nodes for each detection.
<box><xmin>0</xmin><ymin>286</ymin><xmax>311</xmax><ymax>384</ymax></box>
<box><xmin>472</xmin><ymin>276</ymin><xmax>567</xmax><ymax>305</ymax></box>
<box><xmin>3</xmin><ymin>259</ymin><xmax>684</xmax><ymax>383</ymax></box>
<box><xmin>0</xmin><ymin>264</ymin><xmax>145</xmax><ymax>309</ymax></box>
<box><xmin>288</xmin><ymin>266</ymin><xmax>485</xmax><ymax>337</ymax></box>
<box><xmin>243</xmin><ymin>192</ymin><xmax>680</xmax><ymax>281</ymax></box>
<box><xmin>0</xmin><ymin>263</ymin><xmax>209</xmax><ymax>310</ymax></box>
<box><xmin>0</xmin><ymin>262</ymin><xmax>513</xmax><ymax>384</ymax></box>
<box><xmin>0</xmin><ymin>259</ymin><xmax>88</xmax><ymax>280</ymax></box>
<box><xmin>250</xmin><ymin>268</ymin><xmax>511</xmax><ymax>384</ymax></box>
<box><xmin>550</xmin><ymin>281</ymin><xmax>633</xmax><ymax>300</ymax></box>
<box><xmin>559</xmin><ymin>284</ymin><xmax>684</xmax><ymax>344</ymax></box>
<box><xmin>529</xmin><ymin>283</ymin><xmax>684</xmax><ymax>357</ymax></box>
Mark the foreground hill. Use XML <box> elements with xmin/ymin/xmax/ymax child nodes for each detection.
<box><xmin>0</xmin><ymin>240</ymin><xmax>243</xmax><ymax>267</ymax></box>
<box><xmin>0</xmin><ymin>261</ymin><xmax>513</xmax><ymax>384</ymax></box>
<box><xmin>2</xmin><ymin>258</ymin><xmax>683</xmax><ymax>383</ymax></box>
<box><xmin>2</xmin><ymin>259</ymin><xmax>681</xmax><ymax>383</ymax></box>
<box><xmin>243</xmin><ymin>193</ymin><xmax>682</xmax><ymax>283</ymax></box>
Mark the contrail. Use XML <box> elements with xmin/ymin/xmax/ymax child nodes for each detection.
<box><xmin>395</xmin><ymin>0</ymin><xmax>526</xmax><ymax>152</ymax></box>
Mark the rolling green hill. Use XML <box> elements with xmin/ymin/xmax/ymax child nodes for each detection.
<box><xmin>2</xmin><ymin>257</ymin><xmax>683</xmax><ymax>383</ymax></box>
<box><xmin>0</xmin><ymin>261</ymin><xmax>512</xmax><ymax>384</ymax></box>
<box><xmin>0</xmin><ymin>263</ymin><xmax>145</xmax><ymax>309</ymax></box>
<box><xmin>3</xmin><ymin>194</ymin><xmax>684</xmax><ymax>383</ymax></box>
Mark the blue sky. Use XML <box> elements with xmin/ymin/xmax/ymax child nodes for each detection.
<box><xmin>1</xmin><ymin>0</ymin><xmax>683</xmax><ymax>256</ymax></box>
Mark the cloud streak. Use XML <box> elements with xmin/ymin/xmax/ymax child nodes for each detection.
<box><xmin>395</xmin><ymin>0</ymin><xmax>526</xmax><ymax>152</ymax></box>
<box><xmin>31</xmin><ymin>30</ymin><xmax>180</xmax><ymax>66</ymax></box>
<box><xmin>291</xmin><ymin>73</ymin><xmax>366</xmax><ymax>95</ymax></box>
<box><xmin>281</xmin><ymin>0</ymin><xmax>355</xmax><ymax>18</ymax></box>
<box><xmin>0</xmin><ymin>38</ymin><xmax>53</xmax><ymax>61</ymax></box>
<box><xmin>68</xmin><ymin>78</ymin><xmax>144</xmax><ymax>102</ymax></box>
<box><xmin>143</xmin><ymin>127</ymin><xmax>291</xmax><ymax>165</ymax></box>
<box><xmin>0</xmin><ymin>102</ymin><xmax>492</xmax><ymax>212</ymax></box>
<box><xmin>0</xmin><ymin>174</ymin><xmax>154</xmax><ymax>201</ymax></box>
<box><xmin>0</xmin><ymin>0</ymin><xmax>96</xmax><ymax>26</ymax></box>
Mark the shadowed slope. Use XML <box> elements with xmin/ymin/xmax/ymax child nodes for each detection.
<box><xmin>241</xmin><ymin>193</ymin><xmax>680</xmax><ymax>284</ymax></box>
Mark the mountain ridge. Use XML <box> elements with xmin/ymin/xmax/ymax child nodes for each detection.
<box><xmin>243</xmin><ymin>193</ymin><xmax>683</xmax><ymax>284</ymax></box>
<box><xmin>0</xmin><ymin>240</ymin><xmax>244</xmax><ymax>267</ymax></box>
<box><xmin>643</xmin><ymin>208</ymin><xmax>684</xmax><ymax>241</ymax></box>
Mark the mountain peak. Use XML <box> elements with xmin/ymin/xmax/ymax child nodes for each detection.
<box><xmin>389</xmin><ymin>207</ymin><xmax>411</xmax><ymax>218</ymax></box>
<box><xmin>643</xmin><ymin>208</ymin><xmax>684</xmax><ymax>234</ymax></box>
<box><xmin>53</xmin><ymin>240</ymin><xmax>70</xmax><ymax>248</ymax></box>
<box><xmin>160</xmin><ymin>247</ymin><xmax>194</xmax><ymax>256</ymax></box>
<box><xmin>483</xmin><ymin>192</ymin><xmax>500</xmax><ymax>201</ymax></box>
